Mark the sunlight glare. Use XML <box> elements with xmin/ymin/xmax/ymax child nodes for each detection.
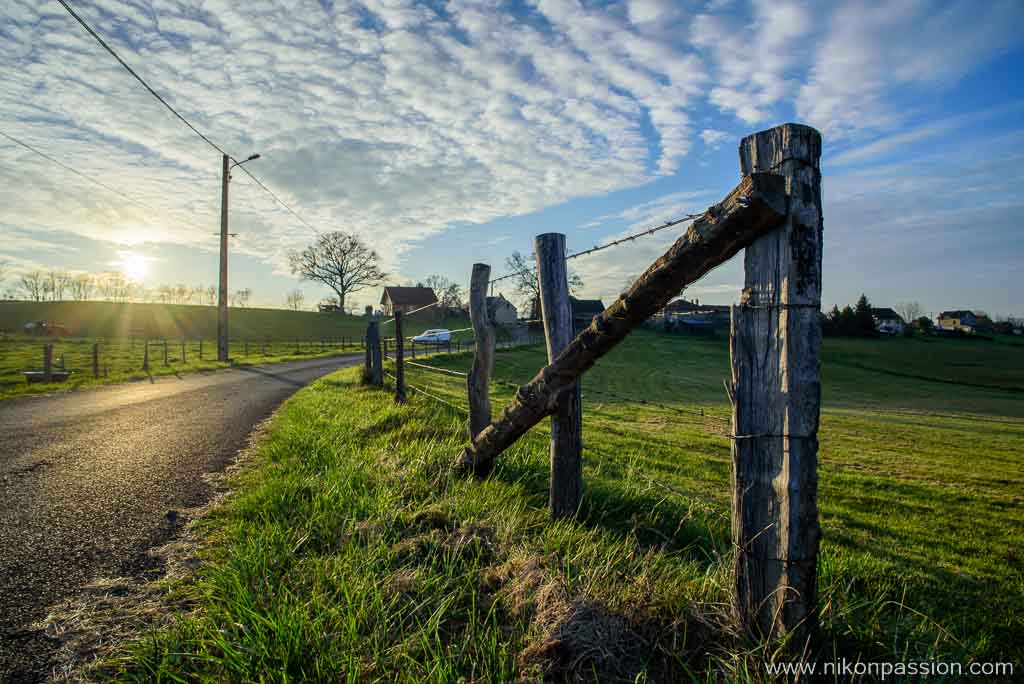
<box><xmin>119</xmin><ymin>252</ymin><xmax>152</xmax><ymax>283</ymax></box>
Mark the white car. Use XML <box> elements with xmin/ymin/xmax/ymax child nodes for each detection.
<box><xmin>412</xmin><ymin>329</ymin><xmax>452</xmax><ymax>344</ymax></box>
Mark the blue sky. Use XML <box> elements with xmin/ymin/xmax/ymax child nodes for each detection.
<box><xmin>1</xmin><ymin>0</ymin><xmax>1022</xmax><ymax>318</ymax></box>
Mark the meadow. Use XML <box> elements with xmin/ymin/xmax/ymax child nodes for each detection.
<box><xmin>0</xmin><ymin>300</ymin><xmax>476</xmax><ymax>399</ymax></box>
<box><xmin>108</xmin><ymin>331</ymin><xmax>1022</xmax><ymax>681</ymax></box>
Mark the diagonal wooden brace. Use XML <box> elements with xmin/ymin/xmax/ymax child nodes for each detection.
<box><xmin>454</xmin><ymin>172</ymin><xmax>788</xmax><ymax>477</ymax></box>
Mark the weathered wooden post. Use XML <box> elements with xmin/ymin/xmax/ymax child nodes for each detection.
<box><xmin>199</xmin><ymin>338</ymin><xmax>203</xmax><ymax>360</ymax></box>
<box><xmin>181</xmin><ymin>339</ymin><xmax>186</xmax><ymax>363</ymax></box>
<box><xmin>43</xmin><ymin>344</ymin><xmax>53</xmax><ymax>382</ymax></box>
<box><xmin>394</xmin><ymin>311</ymin><xmax>407</xmax><ymax>403</ymax></box>
<box><xmin>365</xmin><ymin>321</ymin><xmax>383</xmax><ymax>386</ymax></box>
<box><xmin>163</xmin><ymin>339</ymin><xmax>169</xmax><ymax>366</ymax></box>
<box><xmin>730</xmin><ymin>123</ymin><xmax>823</xmax><ymax>645</ymax></box>
<box><xmin>92</xmin><ymin>342</ymin><xmax>100</xmax><ymax>378</ymax></box>
<box><xmin>468</xmin><ymin>264</ymin><xmax>496</xmax><ymax>439</ymax></box>
<box><xmin>142</xmin><ymin>341</ymin><xmax>149</xmax><ymax>372</ymax></box>
<box><xmin>536</xmin><ymin>233</ymin><xmax>583</xmax><ymax>519</ymax></box>
<box><xmin>244</xmin><ymin>340</ymin><xmax>249</xmax><ymax>357</ymax></box>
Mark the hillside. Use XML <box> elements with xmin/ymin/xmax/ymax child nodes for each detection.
<box><xmin>0</xmin><ymin>300</ymin><xmax>468</xmax><ymax>342</ymax></box>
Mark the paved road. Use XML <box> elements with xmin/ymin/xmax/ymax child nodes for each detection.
<box><xmin>0</xmin><ymin>356</ymin><xmax>359</xmax><ymax>682</ymax></box>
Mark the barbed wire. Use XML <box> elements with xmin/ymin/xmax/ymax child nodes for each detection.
<box><xmin>384</xmin><ymin>371</ymin><xmax>469</xmax><ymax>414</ymax></box>
<box><xmin>381</xmin><ymin>300</ymin><xmax>441</xmax><ymax>325</ymax></box>
<box><xmin>488</xmin><ymin>210</ymin><xmax>706</xmax><ymax>285</ymax></box>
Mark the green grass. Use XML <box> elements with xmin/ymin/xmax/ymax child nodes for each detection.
<box><xmin>0</xmin><ymin>299</ymin><xmax>473</xmax><ymax>342</ymax></box>
<box><xmin>0</xmin><ymin>300</ymin><xmax>478</xmax><ymax>399</ymax></box>
<box><xmin>109</xmin><ymin>332</ymin><xmax>1023</xmax><ymax>681</ymax></box>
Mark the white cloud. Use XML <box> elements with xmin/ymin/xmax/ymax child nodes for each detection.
<box><xmin>700</xmin><ymin>128</ymin><xmax>730</xmax><ymax>149</ymax></box>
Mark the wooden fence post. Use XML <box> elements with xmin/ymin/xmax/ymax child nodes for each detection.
<box><xmin>394</xmin><ymin>311</ymin><xmax>407</xmax><ymax>403</ymax></box>
<box><xmin>92</xmin><ymin>342</ymin><xmax>100</xmax><ymax>378</ymax></box>
<box><xmin>181</xmin><ymin>339</ymin><xmax>186</xmax><ymax>363</ymax></box>
<box><xmin>163</xmin><ymin>339</ymin><xmax>169</xmax><ymax>366</ymax></box>
<box><xmin>536</xmin><ymin>233</ymin><xmax>583</xmax><ymax>519</ymax></box>
<box><xmin>730</xmin><ymin>123</ymin><xmax>823</xmax><ymax>645</ymax></box>
<box><xmin>199</xmin><ymin>339</ymin><xmax>203</xmax><ymax>359</ymax></box>
<box><xmin>468</xmin><ymin>263</ymin><xmax>495</xmax><ymax>439</ymax></box>
<box><xmin>43</xmin><ymin>344</ymin><xmax>53</xmax><ymax>382</ymax></box>
<box><xmin>365</xmin><ymin>321</ymin><xmax>383</xmax><ymax>386</ymax></box>
<box><xmin>142</xmin><ymin>341</ymin><xmax>149</xmax><ymax>372</ymax></box>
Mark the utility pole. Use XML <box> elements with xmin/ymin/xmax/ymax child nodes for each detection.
<box><xmin>218</xmin><ymin>154</ymin><xmax>230</xmax><ymax>362</ymax></box>
<box><xmin>217</xmin><ymin>152</ymin><xmax>260</xmax><ymax>363</ymax></box>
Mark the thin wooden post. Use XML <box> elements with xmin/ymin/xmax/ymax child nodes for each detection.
<box><xmin>731</xmin><ymin>123</ymin><xmax>823</xmax><ymax>645</ymax></box>
<box><xmin>536</xmin><ymin>233</ymin><xmax>583</xmax><ymax>519</ymax></box>
<box><xmin>468</xmin><ymin>263</ymin><xmax>495</xmax><ymax>439</ymax></box>
<box><xmin>92</xmin><ymin>342</ymin><xmax>100</xmax><ymax>378</ymax></box>
<box><xmin>43</xmin><ymin>344</ymin><xmax>53</xmax><ymax>382</ymax></box>
<box><xmin>181</xmin><ymin>339</ymin><xmax>186</xmax><ymax>363</ymax></box>
<box><xmin>394</xmin><ymin>311</ymin><xmax>407</xmax><ymax>403</ymax></box>
<box><xmin>142</xmin><ymin>341</ymin><xmax>149</xmax><ymax>372</ymax></box>
<box><xmin>244</xmin><ymin>340</ymin><xmax>249</xmax><ymax>356</ymax></box>
<box><xmin>199</xmin><ymin>339</ymin><xmax>203</xmax><ymax>359</ymax></box>
<box><xmin>163</xmin><ymin>339</ymin><xmax>169</xmax><ymax>366</ymax></box>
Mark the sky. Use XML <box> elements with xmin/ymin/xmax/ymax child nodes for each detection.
<box><xmin>1</xmin><ymin>0</ymin><xmax>1022</xmax><ymax>318</ymax></box>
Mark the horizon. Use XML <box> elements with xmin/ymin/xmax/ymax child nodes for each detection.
<box><xmin>2</xmin><ymin>0</ymin><xmax>1023</xmax><ymax>319</ymax></box>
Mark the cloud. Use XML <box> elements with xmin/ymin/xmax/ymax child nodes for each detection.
<box><xmin>701</xmin><ymin>128</ymin><xmax>730</xmax><ymax>149</ymax></box>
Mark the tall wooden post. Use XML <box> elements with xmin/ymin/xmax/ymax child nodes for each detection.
<box><xmin>394</xmin><ymin>311</ymin><xmax>407</xmax><ymax>403</ymax></box>
<box><xmin>92</xmin><ymin>342</ymin><xmax>100</xmax><ymax>378</ymax></box>
<box><xmin>730</xmin><ymin>123</ymin><xmax>823</xmax><ymax>644</ymax></box>
<box><xmin>199</xmin><ymin>339</ymin><xmax>203</xmax><ymax>360</ymax></box>
<box><xmin>535</xmin><ymin>233</ymin><xmax>583</xmax><ymax>519</ymax></box>
<box><xmin>468</xmin><ymin>263</ymin><xmax>495</xmax><ymax>438</ymax></box>
<box><xmin>43</xmin><ymin>344</ymin><xmax>53</xmax><ymax>383</ymax></box>
<box><xmin>142</xmin><ymin>341</ymin><xmax>149</xmax><ymax>371</ymax></box>
<box><xmin>366</xmin><ymin>321</ymin><xmax>383</xmax><ymax>386</ymax></box>
<box><xmin>163</xmin><ymin>340</ymin><xmax>169</xmax><ymax>366</ymax></box>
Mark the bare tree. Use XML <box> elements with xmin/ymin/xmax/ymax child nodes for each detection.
<box><xmin>232</xmin><ymin>288</ymin><xmax>252</xmax><ymax>308</ymax></box>
<box><xmin>423</xmin><ymin>274</ymin><xmax>463</xmax><ymax>311</ymax></box>
<box><xmin>285</xmin><ymin>289</ymin><xmax>305</xmax><ymax>311</ymax></box>
<box><xmin>289</xmin><ymin>232</ymin><xmax>386</xmax><ymax>311</ymax></box>
<box><xmin>504</xmin><ymin>250</ymin><xmax>583</xmax><ymax>313</ymax></box>
<box><xmin>69</xmin><ymin>273</ymin><xmax>95</xmax><ymax>300</ymax></box>
<box><xmin>98</xmin><ymin>272</ymin><xmax>131</xmax><ymax>302</ymax></box>
<box><xmin>20</xmin><ymin>271</ymin><xmax>45</xmax><ymax>301</ymax></box>
<box><xmin>895</xmin><ymin>300</ymin><xmax>923</xmax><ymax>323</ymax></box>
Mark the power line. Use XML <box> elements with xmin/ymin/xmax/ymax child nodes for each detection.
<box><xmin>55</xmin><ymin>0</ymin><xmax>228</xmax><ymax>158</ymax></box>
<box><xmin>488</xmin><ymin>211</ymin><xmax>706</xmax><ymax>285</ymax></box>
<box><xmin>55</xmin><ymin>0</ymin><xmax>321</xmax><ymax>237</ymax></box>
<box><xmin>0</xmin><ymin>129</ymin><xmax>209</xmax><ymax>231</ymax></box>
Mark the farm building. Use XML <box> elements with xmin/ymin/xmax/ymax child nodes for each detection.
<box><xmin>871</xmin><ymin>307</ymin><xmax>905</xmax><ymax>335</ymax></box>
<box><xmin>486</xmin><ymin>294</ymin><xmax>517</xmax><ymax>327</ymax></box>
<box><xmin>662</xmin><ymin>297</ymin><xmax>731</xmax><ymax>333</ymax></box>
<box><xmin>937</xmin><ymin>310</ymin><xmax>985</xmax><ymax>334</ymax></box>
<box><xmin>570</xmin><ymin>297</ymin><xmax>605</xmax><ymax>333</ymax></box>
<box><xmin>380</xmin><ymin>286</ymin><xmax>439</xmax><ymax>317</ymax></box>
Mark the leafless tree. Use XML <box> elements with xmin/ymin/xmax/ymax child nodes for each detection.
<box><xmin>98</xmin><ymin>272</ymin><xmax>131</xmax><ymax>302</ymax></box>
<box><xmin>504</xmin><ymin>250</ymin><xmax>583</xmax><ymax>313</ymax></box>
<box><xmin>69</xmin><ymin>273</ymin><xmax>95</xmax><ymax>300</ymax></box>
<box><xmin>423</xmin><ymin>275</ymin><xmax>463</xmax><ymax>311</ymax></box>
<box><xmin>20</xmin><ymin>271</ymin><xmax>45</xmax><ymax>301</ymax></box>
<box><xmin>895</xmin><ymin>301</ymin><xmax>923</xmax><ymax>323</ymax></box>
<box><xmin>289</xmin><ymin>232</ymin><xmax>386</xmax><ymax>311</ymax></box>
<box><xmin>174</xmin><ymin>283</ymin><xmax>191</xmax><ymax>304</ymax></box>
<box><xmin>285</xmin><ymin>289</ymin><xmax>305</xmax><ymax>311</ymax></box>
<box><xmin>232</xmin><ymin>288</ymin><xmax>252</xmax><ymax>308</ymax></box>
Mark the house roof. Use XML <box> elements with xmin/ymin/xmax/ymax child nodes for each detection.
<box><xmin>381</xmin><ymin>286</ymin><xmax>438</xmax><ymax>307</ymax></box>
<box><xmin>871</xmin><ymin>307</ymin><xmax>904</xmax><ymax>322</ymax></box>
<box><xmin>938</xmin><ymin>310</ymin><xmax>975</xmax><ymax>319</ymax></box>
<box><xmin>571</xmin><ymin>297</ymin><xmax>605</xmax><ymax>317</ymax></box>
<box><xmin>486</xmin><ymin>294</ymin><xmax>515</xmax><ymax>309</ymax></box>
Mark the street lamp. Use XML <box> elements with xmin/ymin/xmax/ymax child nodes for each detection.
<box><xmin>217</xmin><ymin>152</ymin><xmax>260</xmax><ymax>362</ymax></box>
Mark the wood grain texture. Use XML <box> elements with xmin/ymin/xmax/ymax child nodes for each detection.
<box><xmin>366</xmin><ymin>321</ymin><xmax>383</xmax><ymax>387</ymax></box>
<box><xmin>454</xmin><ymin>172</ymin><xmax>788</xmax><ymax>477</ymax></box>
<box><xmin>731</xmin><ymin>123</ymin><xmax>823</xmax><ymax>645</ymax></box>
<box><xmin>468</xmin><ymin>264</ymin><xmax>495</xmax><ymax>438</ymax></box>
<box><xmin>535</xmin><ymin>234</ymin><xmax>583</xmax><ymax>519</ymax></box>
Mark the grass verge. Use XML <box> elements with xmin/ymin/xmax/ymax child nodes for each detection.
<box><xmin>101</xmin><ymin>332</ymin><xmax>1022</xmax><ymax>681</ymax></box>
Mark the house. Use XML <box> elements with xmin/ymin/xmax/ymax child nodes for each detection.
<box><xmin>570</xmin><ymin>297</ymin><xmax>605</xmax><ymax>333</ymax></box>
<box><xmin>527</xmin><ymin>296</ymin><xmax>606</xmax><ymax>333</ymax></box>
<box><xmin>663</xmin><ymin>297</ymin><xmax>731</xmax><ymax>331</ymax></box>
<box><xmin>937</xmin><ymin>310</ymin><xmax>979</xmax><ymax>334</ymax></box>
<box><xmin>486</xmin><ymin>294</ymin><xmax>517</xmax><ymax>327</ymax></box>
<box><xmin>380</xmin><ymin>286</ymin><xmax>439</xmax><ymax>317</ymax></box>
<box><xmin>870</xmin><ymin>307</ymin><xmax>905</xmax><ymax>335</ymax></box>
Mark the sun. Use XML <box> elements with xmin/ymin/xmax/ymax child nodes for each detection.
<box><xmin>118</xmin><ymin>252</ymin><xmax>151</xmax><ymax>283</ymax></box>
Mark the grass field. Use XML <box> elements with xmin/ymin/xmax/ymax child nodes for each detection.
<box><xmin>105</xmin><ymin>332</ymin><xmax>1022</xmax><ymax>681</ymax></box>
<box><xmin>0</xmin><ymin>300</ymin><xmax>479</xmax><ymax>399</ymax></box>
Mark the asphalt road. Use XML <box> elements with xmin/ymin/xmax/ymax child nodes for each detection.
<box><xmin>0</xmin><ymin>355</ymin><xmax>359</xmax><ymax>682</ymax></box>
